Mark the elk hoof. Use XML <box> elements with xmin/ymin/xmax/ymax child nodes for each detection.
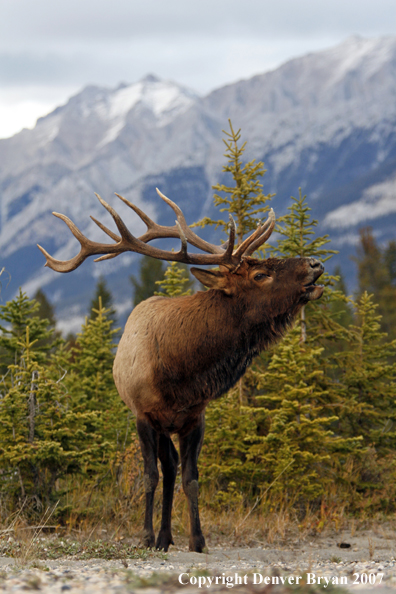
<box><xmin>142</xmin><ymin>529</ymin><xmax>155</xmax><ymax>549</ymax></box>
<box><xmin>156</xmin><ymin>529</ymin><xmax>174</xmax><ymax>552</ymax></box>
<box><xmin>189</xmin><ymin>533</ymin><xmax>206</xmax><ymax>553</ymax></box>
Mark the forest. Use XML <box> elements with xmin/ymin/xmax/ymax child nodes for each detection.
<box><xmin>1</xmin><ymin>122</ymin><xmax>396</xmax><ymax>544</ymax></box>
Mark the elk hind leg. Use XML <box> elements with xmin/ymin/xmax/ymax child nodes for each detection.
<box><xmin>137</xmin><ymin>418</ymin><xmax>159</xmax><ymax>548</ymax></box>
<box><xmin>156</xmin><ymin>434</ymin><xmax>179</xmax><ymax>551</ymax></box>
<box><xmin>179</xmin><ymin>415</ymin><xmax>206</xmax><ymax>553</ymax></box>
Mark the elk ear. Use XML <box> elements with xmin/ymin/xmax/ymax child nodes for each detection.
<box><xmin>191</xmin><ymin>267</ymin><xmax>233</xmax><ymax>294</ymax></box>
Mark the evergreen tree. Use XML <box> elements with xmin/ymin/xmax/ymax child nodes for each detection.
<box><xmin>89</xmin><ymin>276</ymin><xmax>117</xmax><ymax>324</ymax></box>
<box><xmin>249</xmin><ymin>325</ymin><xmax>358</xmax><ymax>501</ymax></box>
<box><xmin>193</xmin><ymin>120</ymin><xmax>273</xmax><ymax>246</ymax></box>
<box><xmin>70</xmin><ymin>298</ymin><xmax>128</xmax><ymax>457</ymax></box>
<box><xmin>34</xmin><ymin>289</ymin><xmax>57</xmax><ymax>329</ymax></box>
<box><xmin>0</xmin><ymin>289</ymin><xmax>57</xmax><ymax>370</ymax></box>
<box><xmin>155</xmin><ymin>262</ymin><xmax>193</xmax><ymax>297</ymax></box>
<box><xmin>333</xmin><ymin>292</ymin><xmax>396</xmax><ymax>453</ymax></box>
<box><xmin>329</xmin><ymin>267</ymin><xmax>354</xmax><ymax>330</ymax></box>
<box><xmin>130</xmin><ymin>256</ymin><xmax>165</xmax><ymax>307</ymax></box>
<box><xmin>353</xmin><ymin>228</ymin><xmax>396</xmax><ymax>340</ymax></box>
<box><xmin>272</xmin><ymin>189</ymin><xmax>339</xmax><ymax>342</ymax></box>
<box><xmin>0</xmin><ymin>297</ymin><xmax>99</xmax><ymax>509</ymax></box>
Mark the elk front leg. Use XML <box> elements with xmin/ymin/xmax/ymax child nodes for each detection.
<box><xmin>156</xmin><ymin>434</ymin><xmax>179</xmax><ymax>551</ymax></box>
<box><xmin>179</xmin><ymin>414</ymin><xmax>206</xmax><ymax>553</ymax></box>
<box><xmin>137</xmin><ymin>418</ymin><xmax>159</xmax><ymax>548</ymax></box>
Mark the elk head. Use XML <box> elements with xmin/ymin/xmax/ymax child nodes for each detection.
<box><xmin>37</xmin><ymin>188</ymin><xmax>323</xmax><ymax>300</ymax></box>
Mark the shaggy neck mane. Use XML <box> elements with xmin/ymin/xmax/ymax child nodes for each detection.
<box><xmin>155</xmin><ymin>288</ymin><xmax>302</xmax><ymax>409</ymax></box>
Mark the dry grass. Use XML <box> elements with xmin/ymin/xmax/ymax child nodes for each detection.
<box><xmin>1</xmin><ymin>446</ymin><xmax>395</xmax><ymax>558</ymax></box>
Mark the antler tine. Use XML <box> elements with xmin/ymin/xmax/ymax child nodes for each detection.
<box><xmin>115</xmin><ymin>192</ymin><xmax>180</xmax><ymax>243</ymax></box>
<box><xmin>176</xmin><ymin>220</ymin><xmax>188</xmax><ymax>258</ymax></box>
<box><xmin>94</xmin><ymin>193</ymin><xmax>135</xmax><ymax>242</ymax></box>
<box><xmin>115</xmin><ymin>193</ymin><xmax>156</xmax><ymax>229</ymax></box>
<box><xmin>224</xmin><ymin>214</ymin><xmax>236</xmax><ymax>259</ymax></box>
<box><xmin>155</xmin><ymin>188</ymin><xmax>225</xmax><ymax>255</ymax></box>
<box><xmin>91</xmin><ymin>216</ymin><xmax>120</xmax><ymax>241</ymax></box>
<box><xmin>243</xmin><ymin>208</ymin><xmax>276</xmax><ymax>257</ymax></box>
<box><xmin>37</xmin><ymin>212</ymin><xmax>105</xmax><ymax>273</ymax></box>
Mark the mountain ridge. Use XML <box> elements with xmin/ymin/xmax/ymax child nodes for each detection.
<box><xmin>1</xmin><ymin>35</ymin><xmax>395</xmax><ymax>332</ymax></box>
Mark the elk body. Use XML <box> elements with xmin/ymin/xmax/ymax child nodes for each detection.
<box><xmin>38</xmin><ymin>189</ymin><xmax>324</xmax><ymax>553</ymax></box>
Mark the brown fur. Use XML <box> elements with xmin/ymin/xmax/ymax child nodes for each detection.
<box><xmin>113</xmin><ymin>256</ymin><xmax>324</xmax><ymax>552</ymax></box>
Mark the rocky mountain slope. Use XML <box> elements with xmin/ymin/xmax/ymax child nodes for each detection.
<box><xmin>0</xmin><ymin>36</ymin><xmax>395</xmax><ymax>332</ymax></box>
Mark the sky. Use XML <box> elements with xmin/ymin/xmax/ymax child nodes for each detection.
<box><xmin>1</xmin><ymin>0</ymin><xmax>396</xmax><ymax>139</ymax></box>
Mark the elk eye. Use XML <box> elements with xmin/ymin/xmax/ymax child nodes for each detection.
<box><xmin>254</xmin><ymin>273</ymin><xmax>269</xmax><ymax>281</ymax></box>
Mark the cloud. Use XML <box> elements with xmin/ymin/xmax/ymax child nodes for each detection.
<box><xmin>2</xmin><ymin>0</ymin><xmax>396</xmax><ymax>91</ymax></box>
<box><xmin>2</xmin><ymin>0</ymin><xmax>396</xmax><ymax>45</ymax></box>
<box><xmin>1</xmin><ymin>0</ymin><xmax>396</xmax><ymax>137</ymax></box>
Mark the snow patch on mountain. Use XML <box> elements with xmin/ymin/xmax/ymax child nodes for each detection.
<box><xmin>325</xmin><ymin>176</ymin><xmax>396</xmax><ymax>228</ymax></box>
<box><xmin>97</xmin><ymin>77</ymin><xmax>198</xmax><ymax>147</ymax></box>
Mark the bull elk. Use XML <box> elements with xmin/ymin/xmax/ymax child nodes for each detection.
<box><xmin>38</xmin><ymin>188</ymin><xmax>324</xmax><ymax>552</ymax></box>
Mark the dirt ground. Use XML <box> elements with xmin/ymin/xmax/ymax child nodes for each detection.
<box><xmin>1</xmin><ymin>524</ymin><xmax>396</xmax><ymax>592</ymax></box>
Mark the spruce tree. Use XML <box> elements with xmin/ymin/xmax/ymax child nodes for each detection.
<box><xmin>155</xmin><ymin>262</ymin><xmax>193</xmax><ymax>297</ymax></box>
<box><xmin>333</xmin><ymin>292</ymin><xmax>396</xmax><ymax>453</ymax></box>
<box><xmin>272</xmin><ymin>189</ymin><xmax>339</xmax><ymax>342</ymax></box>
<box><xmin>70</xmin><ymin>298</ymin><xmax>128</xmax><ymax>459</ymax></box>
<box><xmin>353</xmin><ymin>228</ymin><xmax>396</xmax><ymax>340</ymax></box>
<box><xmin>0</xmin><ymin>297</ymin><xmax>98</xmax><ymax>509</ymax></box>
<box><xmin>89</xmin><ymin>276</ymin><xmax>117</xmax><ymax>324</ymax></box>
<box><xmin>0</xmin><ymin>289</ymin><xmax>57</xmax><ymax>370</ymax></box>
<box><xmin>193</xmin><ymin>120</ymin><xmax>273</xmax><ymax>246</ymax></box>
<box><xmin>248</xmin><ymin>325</ymin><xmax>358</xmax><ymax>501</ymax></box>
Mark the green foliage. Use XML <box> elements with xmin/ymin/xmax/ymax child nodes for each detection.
<box><xmin>130</xmin><ymin>255</ymin><xmax>165</xmax><ymax>307</ymax></box>
<box><xmin>71</xmin><ymin>297</ymin><xmax>129</xmax><ymax>451</ymax></box>
<box><xmin>333</xmin><ymin>292</ymin><xmax>396</xmax><ymax>454</ymax></box>
<box><xmin>353</xmin><ymin>228</ymin><xmax>396</xmax><ymax>339</ymax></box>
<box><xmin>193</xmin><ymin>120</ymin><xmax>273</xmax><ymax>245</ymax></box>
<box><xmin>0</xmin><ymin>289</ymin><xmax>59</xmax><ymax>371</ymax></box>
<box><xmin>2</xmin><ymin>124</ymin><xmax>396</xmax><ymax>524</ymax></box>
<box><xmin>155</xmin><ymin>262</ymin><xmax>193</xmax><ymax>297</ymax></box>
<box><xmin>0</xmin><ymin>316</ymin><xmax>99</xmax><ymax>509</ymax></box>
<box><xmin>274</xmin><ymin>189</ymin><xmax>337</xmax><ymax>262</ymax></box>
<box><xmin>250</xmin><ymin>326</ymin><xmax>359</xmax><ymax>500</ymax></box>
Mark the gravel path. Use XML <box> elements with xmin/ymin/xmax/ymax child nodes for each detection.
<box><xmin>1</xmin><ymin>531</ymin><xmax>396</xmax><ymax>593</ymax></box>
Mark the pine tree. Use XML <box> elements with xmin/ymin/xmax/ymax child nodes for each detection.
<box><xmin>0</xmin><ymin>299</ymin><xmax>98</xmax><ymax>509</ymax></box>
<box><xmin>130</xmin><ymin>256</ymin><xmax>165</xmax><ymax>307</ymax></box>
<box><xmin>155</xmin><ymin>262</ymin><xmax>193</xmax><ymax>297</ymax></box>
<box><xmin>34</xmin><ymin>289</ymin><xmax>57</xmax><ymax>329</ymax></box>
<box><xmin>333</xmin><ymin>292</ymin><xmax>396</xmax><ymax>453</ymax></box>
<box><xmin>70</xmin><ymin>298</ymin><xmax>128</xmax><ymax>459</ymax></box>
<box><xmin>353</xmin><ymin>228</ymin><xmax>396</xmax><ymax>340</ymax></box>
<box><xmin>248</xmin><ymin>325</ymin><xmax>358</xmax><ymax>501</ymax></box>
<box><xmin>89</xmin><ymin>276</ymin><xmax>117</xmax><ymax>324</ymax></box>
<box><xmin>272</xmin><ymin>189</ymin><xmax>339</xmax><ymax>343</ymax></box>
<box><xmin>0</xmin><ymin>289</ymin><xmax>57</xmax><ymax>371</ymax></box>
<box><xmin>193</xmin><ymin>120</ymin><xmax>273</xmax><ymax>246</ymax></box>
<box><xmin>327</xmin><ymin>292</ymin><xmax>396</xmax><ymax>506</ymax></box>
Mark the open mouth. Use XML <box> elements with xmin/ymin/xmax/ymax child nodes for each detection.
<box><xmin>304</xmin><ymin>283</ymin><xmax>324</xmax><ymax>299</ymax></box>
<box><xmin>303</xmin><ymin>266</ymin><xmax>324</xmax><ymax>300</ymax></box>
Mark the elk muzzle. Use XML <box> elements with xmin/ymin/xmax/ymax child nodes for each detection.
<box><xmin>304</xmin><ymin>258</ymin><xmax>325</xmax><ymax>301</ymax></box>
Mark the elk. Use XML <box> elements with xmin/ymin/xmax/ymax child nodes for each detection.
<box><xmin>38</xmin><ymin>188</ymin><xmax>324</xmax><ymax>553</ymax></box>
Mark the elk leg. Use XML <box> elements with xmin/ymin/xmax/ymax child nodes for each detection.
<box><xmin>156</xmin><ymin>434</ymin><xmax>179</xmax><ymax>551</ymax></box>
<box><xmin>137</xmin><ymin>418</ymin><xmax>159</xmax><ymax>548</ymax></box>
<box><xmin>179</xmin><ymin>415</ymin><xmax>206</xmax><ymax>553</ymax></box>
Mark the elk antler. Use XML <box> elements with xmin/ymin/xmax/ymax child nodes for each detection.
<box><xmin>37</xmin><ymin>189</ymin><xmax>275</xmax><ymax>273</ymax></box>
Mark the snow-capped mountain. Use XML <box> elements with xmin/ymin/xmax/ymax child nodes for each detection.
<box><xmin>0</xmin><ymin>36</ymin><xmax>395</xmax><ymax>332</ymax></box>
